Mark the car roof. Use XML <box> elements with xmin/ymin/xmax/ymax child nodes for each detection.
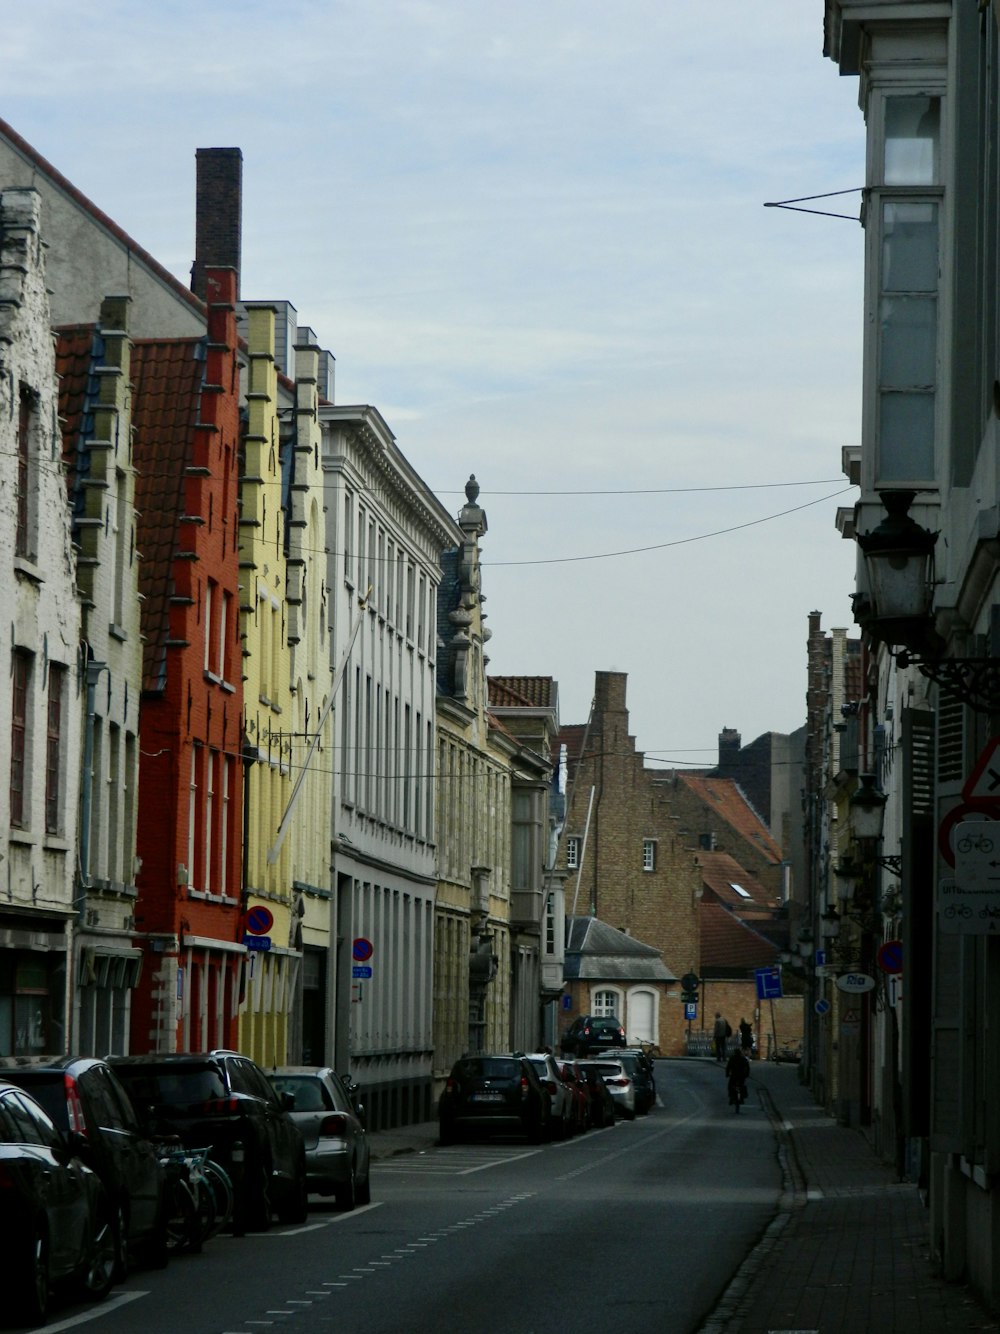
<box><xmin>270</xmin><ymin>1066</ymin><xmax>340</xmax><ymax>1079</ymax></box>
<box><xmin>0</xmin><ymin>1055</ymin><xmax>107</xmax><ymax>1076</ymax></box>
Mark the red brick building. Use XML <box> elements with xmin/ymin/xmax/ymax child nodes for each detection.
<box><xmin>130</xmin><ymin>268</ymin><xmax>245</xmax><ymax>1053</ymax></box>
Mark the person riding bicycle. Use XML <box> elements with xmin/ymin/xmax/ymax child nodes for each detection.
<box><xmin>725</xmin><ymin>1047</ymin><xmax>751</xmax><ymax>1112</ymax></box>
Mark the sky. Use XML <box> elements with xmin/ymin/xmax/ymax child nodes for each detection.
<box><xmin>7</xmin><ymin>1</ymin><xmax>866</xmax><ymax>768</ymax></box>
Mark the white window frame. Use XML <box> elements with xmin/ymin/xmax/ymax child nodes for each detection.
<box><xmin>566</xmin><ymin>835</ymin><xmax>580</xmax><ymax>870</ymax></box>
<box><xmin>592</xmin><ymin>988</ymin><xmax>621</xmax><ymax>1018</ymax></box>
<box><xmin>642</xmin><ymin>838</ymin><xmax>657</xmax><ymax>872</ymax></box>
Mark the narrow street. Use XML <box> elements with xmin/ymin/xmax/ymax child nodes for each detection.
<box><xmin>16</xmin><ymin>1061</ymin><xmax>780</xmax><ymax>1334</ymax></box>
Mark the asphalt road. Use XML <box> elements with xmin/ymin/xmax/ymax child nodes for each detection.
<box><xmin>15</xmin><ymin>1059</ymin><xmax>780</xmax><ymax>1334</ymax></box>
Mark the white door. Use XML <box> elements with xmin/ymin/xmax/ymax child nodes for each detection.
<box><xmin>628</xmin><ymin>989</ymin><xmax>656</xmax><ymax>1045</ymax></box>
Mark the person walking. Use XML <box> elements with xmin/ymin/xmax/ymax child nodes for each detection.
<box><xmin>726</xmin><ymin>1046</ymin><xmax>751</xmax><ymax>1112</ymax></box>
<box><xmin>712</xmin><ymin>1012</ymin><xmax>729</xmax><ymax>1062</ymax></box>
<box><xmin>739</xmin><ymin>1017</ymin><xmax>754</xmax><ymax>1056</ymax></box>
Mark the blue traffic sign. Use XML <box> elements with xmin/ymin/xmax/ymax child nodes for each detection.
<box><xmin>352</xmin><ymin>964</ymin><xmax>373</xmax><ymax>979</ymax></box>
<box><xmin>243</xmin><ymin>934</ymin><xmax>272</xmax><ymax>952</ymax></box>
<box><xmin>684</xmin><ymin>1001</ymin><xmax>697</xmax><ymax>1021</ymax></box>
<box><xmin>352</xmin><ymin>937</ymin><xmax>374</xmax><ymax>962</ymax></box>
<box><xmin>815</xmin><ymin>997</ymin><xmax>831</xmax><ymax>1015</ymax></box>
<box><xmin>755</xmin><ymin>967</ymin><xmax>783</xmax><ymax>1001</ymax></box>
<box><xmin>245</xmin><ymin>905</ymin><xmax>273</xmax><ymax>935</ymax></box>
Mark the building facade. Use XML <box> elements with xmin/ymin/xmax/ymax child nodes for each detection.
<box><xmin>824</xmin><ymin>0</ymin><xmax>1000</xmax><ymax>1308</ymax></box>
<box><xmin>322</xmin><ymin>404</ymin><xmax>459</xmax><ymax>1128</ymax></box>
<box><xmin>0</xmin><ymin>189</ymin><xmax>82</xmax><ymax>1058</ymax></box>
<box><xmin>56</xmin><ymin>297</ymin><xmax>145</xmax><ymax>1053</ymax></box>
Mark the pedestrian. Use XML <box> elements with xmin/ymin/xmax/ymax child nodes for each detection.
<box><xmin>739</xmin><ymin>1017</ymin><xmax>753</xmax><ymax>1056</ymax></box>
<box><xmin>712</xmin><ymin>1012</ymin><xmax>729</xmax><ymax>1062</ymax></box>
<box><xmin>725</xmin><ymin>1046</ymin><xmax>751</xmax><ymax>1112</ymax></box>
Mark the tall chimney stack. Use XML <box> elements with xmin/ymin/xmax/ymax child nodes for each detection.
<box><xmin>192</xmin><ymin>147</ymin><xmax>243</xmax><ymax>301</ymax></box>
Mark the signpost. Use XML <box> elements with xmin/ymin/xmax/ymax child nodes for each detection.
<box><xmin>947</xmin><ymin>821</ymin><xmax>1000</xmax><ymax>933</ymax></box>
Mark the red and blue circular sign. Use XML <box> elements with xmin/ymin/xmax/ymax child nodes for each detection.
<box><xmin>245</xmin><ymin>905</ymin><xmax>274</xmax><ymax>936</ymax></box>
<box><xmin>352</xmin><ymin>937</ymin><xmax>374</xmax><ymax>963</ymax></box>
<box><xmin>876</xmin><ymin>939</ymin><xmax>903</xmax><ymax>975</ymax></box>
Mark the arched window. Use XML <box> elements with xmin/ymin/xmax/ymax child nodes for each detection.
<box><xmin>593</xmin><ymin>989</ymin><xmax>620</xmax><ymax>1017</ymax></box>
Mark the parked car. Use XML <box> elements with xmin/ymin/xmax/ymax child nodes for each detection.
<box><xmin>611</xmin><ymin>1049</ymin><xmax>657</xmax><ymax>1115</ymax></box>
<box><xmin>573</xmin><ymin>1060</ymin><xmax>616</xmax><ymax>1128</ymax></box>
<box><xmin>580</xmin><ymin>1058</ymin><xmax>636</xmax><ymax>1119</ymax></box>
<box><xmin>268</xmin><ymin>1067</ymin><xmax>370</xmax><ymax>1210</ymax></box>
<box><xmin>560</xmin><ymin>1015</ymin><xmax>627</xmax><ymax>1057</ymax></box>
<box><xmin>108</xmin><ymin>1051</ymin><xmax>307</xmax><ymax>1230</ymax></box>
<box><xmin>438</xmin><ymin>1055</ymin><xmax>549</xmax><ymax>1144</ymax></box>
<box><xmin>3</xmin><ymin>1055</ymin><xmax>168</xmax><ymax>1275</ymax></box>
<box><xmin>556</xmin><ymin>1059</ymin><xmax>591</xmax><ymax>1134</ymax></box>
<box><xmin>0</xmin><ymin>1077</ymin><xmax>117</xmax><ymax>1325</ymax></box>
<box><xmin>523</xmin><ymin>1052</ymin><xmax>574</xmax><ymax>1139</ymax></box>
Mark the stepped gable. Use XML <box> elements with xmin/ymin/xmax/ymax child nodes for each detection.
<box><xmin>130</xmin><ymin>336</ymin><xmax>206</xmax><ymax>692</ymax></box>
<box><xmin>54</xmin><ymin>324</ymin><xmax>100</xmax><ymax>501</ymax></box>
<box><xmin>677</xmin><ymin>772</ymin><xmax>783</xmax><ymax>863</ymax></box>
<box><xmin>564</xmin><ymin>915</ymin><xmax>676</xmax><ymax>982</ymax></box>
<box><xmin>700</xmin><ymin>900</ymin><xmax>781</xmax><ymax>971</ymax></box>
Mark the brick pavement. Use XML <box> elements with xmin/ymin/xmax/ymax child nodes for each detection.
<box><xmin>700</xmin><ymin>1061</ymin><xmax>1000</xmax><ymax>1334</ymax></box>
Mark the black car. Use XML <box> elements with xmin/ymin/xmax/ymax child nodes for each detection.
<box><xmin>611</xmin><ymin>1049</ymin><xmax>657</xmax><ymax>1115</ymax></box>
<box><xmin>560</xmin><ymin>1015</ymin><xmax>627</xmax><ymax>1057</ymax></box>
<box><xmin>3</xmin><ymin>1056</ymin><xmax>168</xmax><ymax>1275</ymax></box>
<box><xmin>0</xmin><ymin>1077</ymin><xmax>117</xmax><ymax>1325</ymax></box>
<box><xmin>438</xmin><ymin>1055</ymin><xmax>549</xmax><ymax>1144</ymax></box>
<box><xmin>108</xmin><ymin>1050</ymin><xmax>307</xmax><ymax>1230</ymax></box>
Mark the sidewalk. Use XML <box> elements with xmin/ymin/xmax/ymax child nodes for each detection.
<box><xmin>702</xmin><ymin>1060</ymin><xmax>1000</xmax><ymax>1334</ymax></box>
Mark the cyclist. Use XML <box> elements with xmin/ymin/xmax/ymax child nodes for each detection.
<box><xmin>725</xmin><ymin>1047</ymin><xmax>751</xmax><ymax>1113</ymax></box>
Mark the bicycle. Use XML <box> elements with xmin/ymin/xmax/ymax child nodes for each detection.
<box><xmin>200</xmin><ymin>1156</ymin><xmax>234</xmax><ymax>1239</ymax></box>
<box><xmin>157</xmin><ymin>1143</ymin><xmax>215</xmax><ymax>1254</ymax></box>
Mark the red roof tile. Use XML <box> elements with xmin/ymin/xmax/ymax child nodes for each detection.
<box><xmin>488</xmin><ymin>676</ymin><xmax>556</xmax><ymax>708</ymax></box>
<box><xmin>700</xmin><ymin>900</ymin><xmax>781</xmax><ymax>971</ymax></box>
<box><xmin>55</xmin><ymin>324</ymin><xmax>99</xmax><ymax>503</ymax></box>
<box><xmin>676</xmin><ymin>773</ymin><xmax>784</xmax><ymax>863</ymax></box>
<box><xmin>697</xmin><ymin>851</ymin><xmax>780</xmax><ymax>912</ymax></box>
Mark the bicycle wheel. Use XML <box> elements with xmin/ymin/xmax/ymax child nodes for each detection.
<box><xmin>201</xmin><ymin>1159</ymin><xmax>234</xmax><ymax>1237</ymax></box>
<box><xmin>164</xmin><ymin>1175</ymin><xmax>199</xmax><ymax>1255</ymax></box>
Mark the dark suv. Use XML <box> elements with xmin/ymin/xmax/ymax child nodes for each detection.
<box><xmin>438</xmin><ymin>1055</ymin><xmax>549</xmax><ymax>1144</ymax></box>
<box><xmin>108</xmin><ymin>1051</ymin><xmax>307</xmax><ymax>1230</ymax></box>
<box><xmin>2</xmin><ymin>1056</ymin><xmax>168</xmax><ymax>1276</ymax></box>
<box><xmin>560</xmin><ymin>1015</ymin><xmax>627</xmax><ymax>1057</ymax></box>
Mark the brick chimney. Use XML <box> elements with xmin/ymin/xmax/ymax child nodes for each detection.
<box><xmin>191</xmin><ymin>148</ymin><xmax>242</xmax><ymax>301</ymax></box>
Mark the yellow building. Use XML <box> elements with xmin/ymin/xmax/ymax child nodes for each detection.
<box><xmin>237</xmin><ymin>304</ymin><xmax>296</xmax><ymax>1066</ymax></box>
<box><xmin>283</xmin><ymin>336</ymin><xmax>336</xmax><ymax>1063</ymax></box>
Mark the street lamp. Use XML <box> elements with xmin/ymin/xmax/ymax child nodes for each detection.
<box><xmin>856</xmin><ymin>490</ymin><xmax>1000</xmax><ymax>712</ymax></box>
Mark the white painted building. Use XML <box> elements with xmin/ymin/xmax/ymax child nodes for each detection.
<box><xmin>322</xmin><ymin>404</ymin><xmax>461</xmax><ymax>1128</ymax></box>
<box><xmin>0</xmin><ymin>189</ymin><xmax>83</xmax><ymax>1056</ymax></box>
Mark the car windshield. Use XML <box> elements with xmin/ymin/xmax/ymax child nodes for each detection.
<box><xmin>114</xmin><ymin>1065</ymin><xmax>226</xmax><ymax>1108</ymax></box>
<box><xmin>270</xmin><ymin>1076</ymin><xmax>329</xmax><ymax>1112</ymax></box>
<box><xmin>455</xmin><ymin>1058</ymin><xmax>520</xmax><ymax>1080</ymax></box>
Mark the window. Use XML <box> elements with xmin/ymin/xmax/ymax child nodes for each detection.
<box><xmin>10</xmin><ymin>650</ymin><xmax>31</xmax><ymax>827</ymax></box>
<box><xmin>566</xmin><ymin>835</ymin><xmax>580</xmax><ymax>870</ymax></box>
<box><xmin>869</xmin><ymin>91</ymin><xmax>943</xmax><ymax>486</ymax></box>
<box><xmin>219</xmin><ymin>592</ymin><xmax>231</xmax><ymax>682</ymax></box>
<box><xmin>593</xmin><ymin>990</ymin><xmax>618</xmax><ymax>1017</ymax></box>
<box><xmin>15</xmin><ymin>385</ymin><xmax>36</xmax><ymax>560</ymax></box>
<box><xmin>642</xmin><ymin>839</ymin><xmax>657</xmax><ymax>872</ymax></box>
<box><xmin>204</xmin><ymin>580</ymin><xmax>214</xmax><ymax>673</ymax></box>
<box><xmin>219</xmin><ymin>756</ymin><xmax>231</xmax><ymax>898</ymax></box>
<box><xmin>45</xmin><ymin>666</ymin><xmax>65</xmax><ymax>835</ymax></box>
<box><xmin>112</xmin><ymin>469</ymin><xmax>129</xmax><ymax>628</ymax></box>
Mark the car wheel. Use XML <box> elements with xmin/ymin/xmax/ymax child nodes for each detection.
<box><xmin>277</xmin><ymin>1163</ymin><xmax>309</xmax><ymax>1225</ymax></box>
<box><xmin>334</xmin><ymin>1162</ymin><xmax>357</xmax><ymax>1211</ymax></box>
<box><xmin>13</xmin><ymin>1225</ymin><xmax>49</xmax><ymax>1327</ymax></box>
<box><xmin>77</xmin><ymin>1194</ymin><xmax>117</xmax><ymax>1302</ymax></box>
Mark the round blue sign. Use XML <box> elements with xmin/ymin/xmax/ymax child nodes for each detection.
<box><xmin>815</xmin><ymin>998</ymin><xmax>831</xmax><ymax>1015</ymax></box>
<box><xmin>245</xmin><ymin>905</ymin><xmax>274</xmax><ymax>935</ymax></box>
<box><xmin>352</xmin><ymin>937</ymin><xmax>373</xmax><ymax>962</ymax></box>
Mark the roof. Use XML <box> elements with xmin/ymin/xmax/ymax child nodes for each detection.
<box><xmin>564</xmin><ymin>916</ymin><xmax>676</xmax><ymax>983</ymax></box>
<box><xmin>697</xmin><ymin>851</ymin><xmax>780</xmax><ymax>914</ymax></box>
<box><xmin>699</xmin><ymin>901</ymin><xmax>782</xmax><ymax>974</ymax></box>
<box><xmin>131</xmin><ymin>337</ymin><xmax>206</xmax><ymax>692</ymax></box>
<box><xmin>675</xmin><ymin>772</ymin><xmax>784</xmax><ymax>863</ymax></box>
<box><xmin>488</xmin><ymin>676</ymin><xmax>557</xmax><ymax>709</ymax></box>
<box><xmin>0</xmin><ymin>116</ymin><xmax>204</xmax><ymax>322</ymax></box>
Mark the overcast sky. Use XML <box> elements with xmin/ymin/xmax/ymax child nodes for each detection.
<box><xmin>9</xmin><ymin>2</ymin><xmax>866</xmax><ymax>767</ymax></box>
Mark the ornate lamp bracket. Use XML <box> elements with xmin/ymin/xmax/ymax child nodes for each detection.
<box><xmin>897</xmin><ymin>653</ymin><xmax>1000</xmax><ymax>714</ymax></box>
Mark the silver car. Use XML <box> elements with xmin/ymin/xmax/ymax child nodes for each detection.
<box><xmin>524</xmin><ymin>1052</ymin><xmax>575</xmax><ymax>1139</ymax></box>
<box><xmin>588</xmin><ymin>1058</ymin><xmax>636</xmax><ymax>1120</ymax></box>
<box><xmin>268</xmin><ymin>1067</ymin><xmax>371</xmax><ymax>1210</ymax></box>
